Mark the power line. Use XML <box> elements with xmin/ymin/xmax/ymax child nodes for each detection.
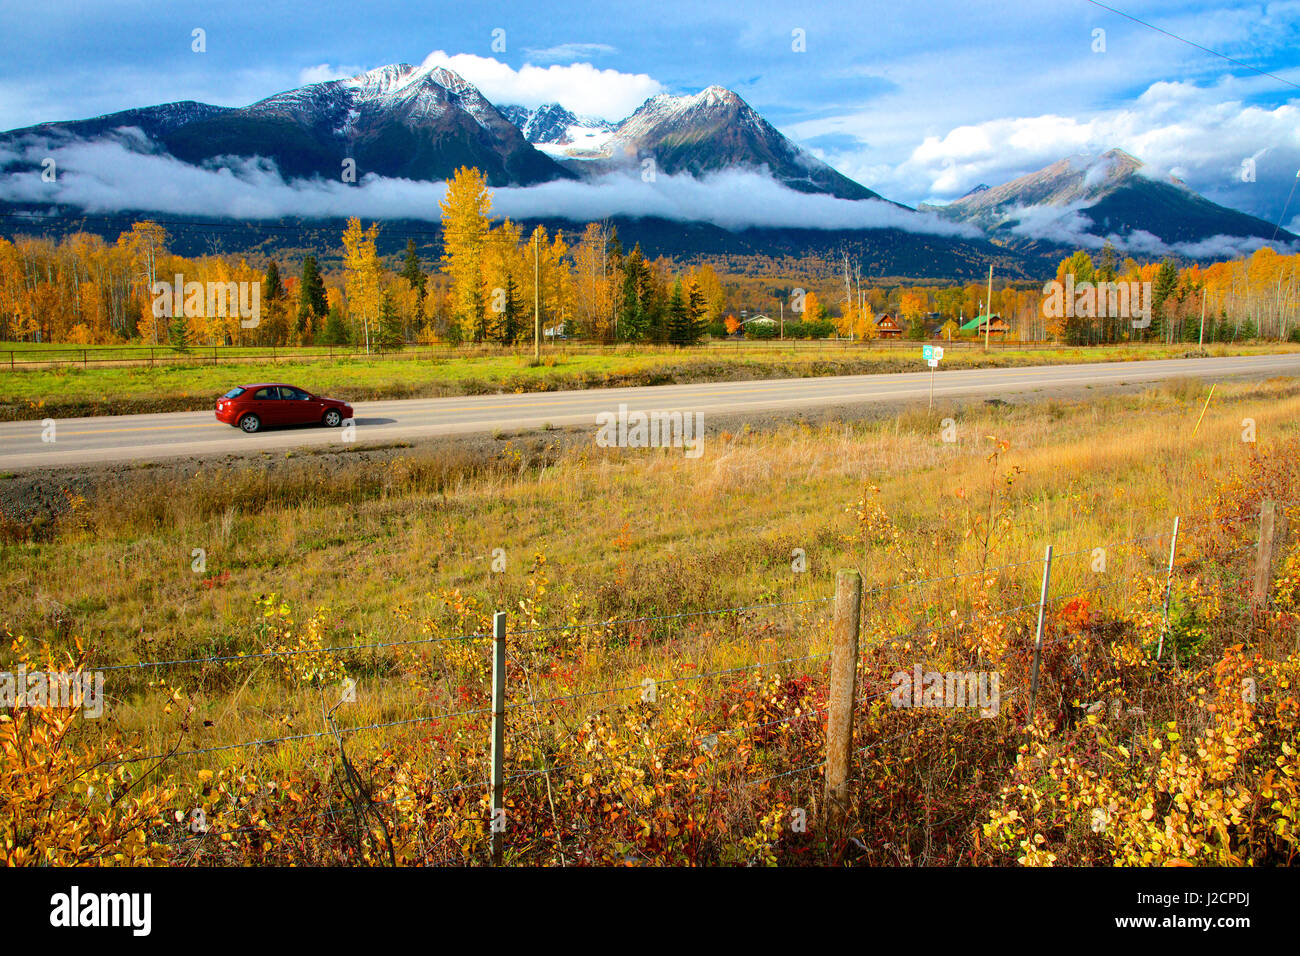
<box><xmin>1273</xmin><ymin>170</ymin><xmax>1299</xmax><ymax>241</ymax></box>
<box><xmin>1082</xmin><ymin>0</ymin><xmax>1300</xmax><ymax>90</ymax></box>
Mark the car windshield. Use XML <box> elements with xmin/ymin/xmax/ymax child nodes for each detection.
<box><xmin>223</xmin><ymin>387</ymin><xmax>245</xmax><ymax>398</ymax></box>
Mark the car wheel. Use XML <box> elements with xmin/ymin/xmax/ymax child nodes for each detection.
<box><xmin>322</xmin><ymin>409</ymin><xmax>342</xmax><ymax>427</ymax></box>
<box><xmin>238</xmin><ymin>413</ymin><xmax>261</xmax><ymax>434</ymax></box>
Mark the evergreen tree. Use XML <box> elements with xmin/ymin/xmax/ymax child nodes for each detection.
<box><xmin>469</xmin><ymin>282</ymin><xmax>489</xmax><ymax>343</ymax></box>
<box><xmin>1151</xmin><ymin>258</ymin><xmax>1180</xmax><ymax>342</ymax></box>
<box><xmin>666</xmin><ymin>279</ymin><xmax>690</xmax><ymax>345</ymax></box>
<box><xmin>297</xmin><ymin>254</ymin><xmax>328</xmax><ymax>339</ymax></box>
<box><xmin>617</xmin><ymin>245</ymin><xmax>652</xmax><ymax>342</ymax></box>
<box><xmin>168</xmin><ymin>312</ymin><xmax>190</xmax><ymax>352</ymax></box>
<box><xmin>400</xmin><ymin>239</ymin><xmax>427</xmax><ymax>296</ymax></box>
<box><xmin>683</xmin><ymin>278</ymin><xmax>707</xmax><ymax>345</ymax></box>
<box><xmin>1096</xmin><ymin>241</ymin><xmax>1118</xmax><ymax>282</ymax></box>
<box><xmin>321</xmin><ymin>304</ymin><xmax>349</xmax><ymax>345</ymax></box>
<box><xmin>264</xmin><ymin>260</ymin><xmax>283</xmax><ymax>302</ymax></box>
<box><xmin>499</xmin><ymin>273</ymin><xmax>521</xmax><ymax>345</ymax></box>
<box><xmin>400</xmin><ymin>238</ymin><xmax>428</xmax><ymax>331</ymax></box>
<box><xmin>376</xmin><ymin>289</ymin><xmax>404</xmax><ymax>350</ymax></box>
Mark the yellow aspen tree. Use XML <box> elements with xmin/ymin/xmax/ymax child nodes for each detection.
<box><xmin>439</xmin><ymin>166</ymin><xmax>494</xmax><ymax>342</ymax></box>
<box><xmin>342</xmin><ymin>217</ymin><xmax>382</xmax><ymax>352</ymax></box>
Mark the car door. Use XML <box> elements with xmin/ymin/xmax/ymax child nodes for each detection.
<box><xmin>280</xmin><ymin>386</ymin><xmax>319</xmax><ymax>425</ymax></box>
<box><xmin>256</xmin><ymin>386</ymin><xmax>290</xmax><ymax>425</ymax></box>
<box><xmin>246</xmin><ymin>386</ymin><xmax>277</xmax><ymax>425</ymax></box>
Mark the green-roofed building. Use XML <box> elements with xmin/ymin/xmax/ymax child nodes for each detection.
<box><xmin>960</xmin><ymin>314</ymin><xmax>1010</xmax><ymax>336</ymax></box>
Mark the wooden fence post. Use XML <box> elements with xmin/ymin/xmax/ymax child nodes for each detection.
<box><xmin>490</xmin><ymin>610</ymin><xmax>506</xmax><ymax>865</ymax></box>
<box><xmin>1157</xmin><ymin>517</ymin><xmax>1180</xmax><ymax>662</ymax></box>
<box><xmin>1253</xmin><ymin>501</ymin><xmax>1288</xmax><ymax>608</ymax></box>
<box><xmin>1027</xmin><ymin>545</ymin><xmax>1053</xmax><ymax>721</ymax></box>
<box><xmin>824</xmin><ymin>569</ymin><xmax>862</xmax><ymax>827</ymax></box>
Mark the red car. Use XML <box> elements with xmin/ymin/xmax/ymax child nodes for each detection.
<box><xmin>215</xmin><ymin>383</ymin><xmax>353</xmax><ymax>433</ymax></box>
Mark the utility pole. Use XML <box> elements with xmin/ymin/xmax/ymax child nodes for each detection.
<box><xmin>984</xmin><ymin>263</ymin><xmax>994</xmax><ymax>351</ymax></box>
<box><xmin>533</xmin><ymin>230</ymin><xmax>541</xmax><ymax>363</ymax></box>
<box><xmin>1198</xmin><ymin>289</ymin><xmax>1206</xmax><ymax>348</ymax></box>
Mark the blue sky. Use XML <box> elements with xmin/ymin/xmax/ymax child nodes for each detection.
<box><xmin>2</xmin><ymin>0</ymin><xmax>1299</xmax><ymax>226</ymax></box>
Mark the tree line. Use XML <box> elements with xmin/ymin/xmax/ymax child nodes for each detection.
<box><xmin>2</xmin><ymin>176</ymin><xmax>1296</xmax><ymax>346</ymax></box>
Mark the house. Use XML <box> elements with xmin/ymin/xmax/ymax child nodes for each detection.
<box><xmin>959</xmin><ymin>313</ymin><xmax>1010</xmax><ymax>337</ymax></box>
<box><xmin>874</xmin><ymin>313</ymin><xmax>903</xmax><ymax>338</ymax></box>
<box><xmin>741</xmin><ymin>314</ymin><xmax>777</xmax><ymax>338</ymax></box>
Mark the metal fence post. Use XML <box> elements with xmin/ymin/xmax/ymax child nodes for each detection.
<box><xmin>824</xmin><ymin>569</ymin><xmax>862</xmax><ymax>827</ymax></box>
<box><xmin>490</xmin><ymin>610</ymin><xmax>506</xmax><ymax>865</ymax></box>
<box><xmin>1253</xmin><ymin>501</ymin><xmax>1287</xmax><ymax>608</ymax></box>
<box><xmin>1027</xmin><ymin>544</ymin><xmax>1053</xmax><ymax>722</ymax></box>
<box><xmin>1157</xmin><ymin>517</ymin><xmax>1180</xmax><ymax>661</ymax></box>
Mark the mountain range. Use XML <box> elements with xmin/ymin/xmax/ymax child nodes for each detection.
<box><xmin>921</xmin><ymin>148</ymin><xmax>1291</xmax><ymax>251</ymax></box>
<box><xmin>0</xmin><ymin>63</ymin><xmax>1293</xmax><ymax>272</ymax></box>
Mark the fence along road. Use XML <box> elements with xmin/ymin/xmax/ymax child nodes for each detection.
<box><xmin>3</xmin><ymin>352</ymin><xmax>1300</xmax><ymax>470</ymax></box>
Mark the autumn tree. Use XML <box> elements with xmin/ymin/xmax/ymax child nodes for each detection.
<box><xmin>572</xmin><ymin>222</ymin><xmax>616</xmax><ymax>341</ymax></box>
<box><xmin>341</xmin><ymin>218</ymin><xmax>382</xmax><ymax>352</ymax></box>
<box><xmin>439</xmin><ymin>166</ymin><xmax>493</xmax><ymax>342</ymax></box>
<box><xmin>119</xmin><ymin>221</ymin><xmax>168</xmax><ymax>342</ymax></box>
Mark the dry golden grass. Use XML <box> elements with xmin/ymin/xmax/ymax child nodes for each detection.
<box><xmin>4</xmin><ymin>375</ymin><xmax>1298</xmax><ymax>765</ymax></box>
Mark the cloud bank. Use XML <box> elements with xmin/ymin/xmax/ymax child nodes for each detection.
<box><xmin>1003</xmin><ymin>199</ymin><xmax>1289</xmax><ymax>260</ymax></box>
<box><xmin>0</xmin><ymin>133</ymin><xmax>981</xmax><ymax>237</ymax></box>
<box><xmin>814</xmin><ymin>79</ymin><xmax>1300</xmax><ymax>226</ymax></box>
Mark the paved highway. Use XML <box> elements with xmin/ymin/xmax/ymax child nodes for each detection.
<box><xmin>3</xmin><ymin>353</ymin><xmax>1298</xmax><ymax>470</ymax></box>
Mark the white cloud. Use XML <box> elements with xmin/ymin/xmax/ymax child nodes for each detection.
<box><xmin>0</xmin><ymin>134</ymin><xmax>982</xmax><ymax>236</ymax></box>
<box><xmin>417</xmin><ymin>50</ymin><xmax>662</xmax><ymax>120</ymax></box>
<box><xmin>523</xmin><ymin>43</ymin><xmax>618</xmax><ymax>62</ymax></box>
<box><xmin>1002</xmin><ymin>199</ymin><xmax>1290</xmax><ymax>260</ymax></box>
<box><xmin>298</xmin><ymin>64</ymin><xmax>367</xmax><ymax>85</ymax></box>
<box><xmin>808</xmin><ymin>78</ymin><xmax>1300</xmax><ymax>225</ymax></box>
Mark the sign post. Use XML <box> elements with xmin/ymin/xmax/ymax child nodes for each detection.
<box><xmin>923</xmin><ymin>345</ymin><xmax>943</xmax><ymax>410</ymax></box>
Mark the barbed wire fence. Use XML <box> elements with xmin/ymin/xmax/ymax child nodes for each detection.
<box><xmin>45</xmin><ymin>498</ymin><xmax>1293</xmax><ymax>863</ymax></box>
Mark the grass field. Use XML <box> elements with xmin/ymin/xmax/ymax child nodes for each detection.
<box><xmin>0</xmin><ymin>340</ymin><xmax>1293</xmax><ymax>421</ymax></box>
<box><xmin>5</xmin><ymin>374</ymin><xmax>1300</xmax><ymax>865</ymax></box>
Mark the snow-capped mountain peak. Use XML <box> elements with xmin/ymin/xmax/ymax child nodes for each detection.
<box><xmin>922</xmin><ymin>146</ymin><xmax>1292</xmax><ymax>249</ymax></box>
<box><xmin>500</xmin><ymin>103</ymin><xmax>616</xmax><ymax>159</ymax></box>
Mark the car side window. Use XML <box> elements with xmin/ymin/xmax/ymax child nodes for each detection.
<box><xmin>253</xmin><ymin>387</ymin><xmax>275</xmax><ymax>400</ymax></box>
<box><xmin>284</xmin><ymin>388</ymin><xmax>310</xmax><ymax>400</ymax></box>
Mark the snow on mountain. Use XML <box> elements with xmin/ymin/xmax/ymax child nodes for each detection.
<box><xmin>923</xmin><ymin>148</ymin><xmax>1294</xmax><ymax>249</ymax></box>
<box><xmin>499</xmin><ymin>103</ymin><xmax>615</xmax><ymax>159</ymax></box>
<box><xmin>548</xmin><ymin>85</ymin><xmax>887</xmax><ymax>201</ymax></box>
